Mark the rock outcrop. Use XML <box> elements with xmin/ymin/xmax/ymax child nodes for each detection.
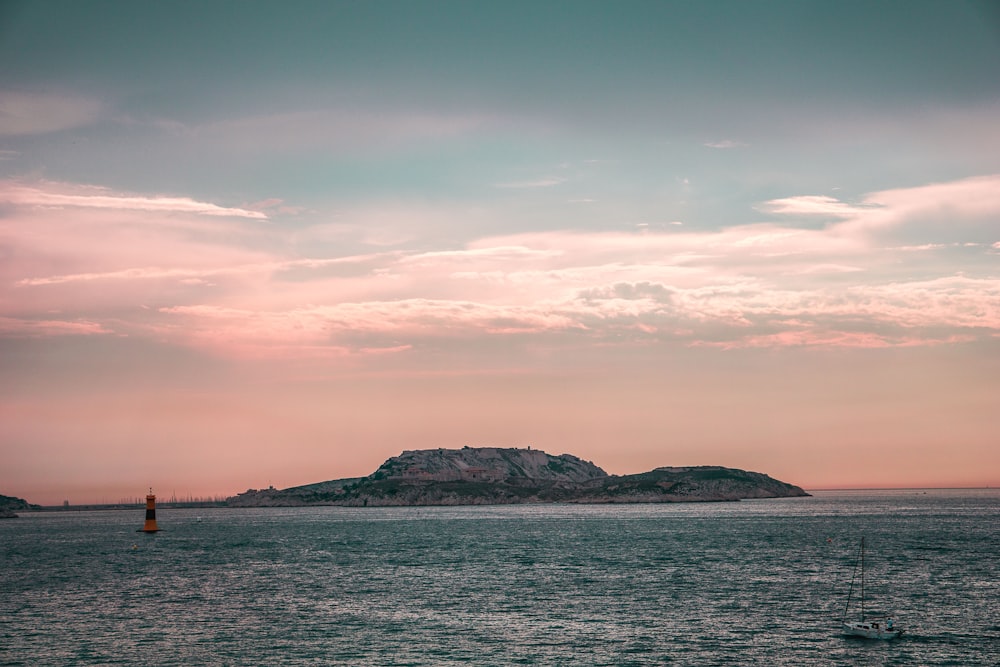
<box><xmin>372</xmin><ymin>447</ymin><xmax>606</xmax><ymax>484</ymax></box>
<box><xmin>583</xmin><ymin>466</ymin><xmax>810</xmax><ymax>503</ymax></box>
<box><xmin>228</xmin><ymin>447</ymin><xmax>809</xmax><ymax>507</ymax></box>
<box><xmin>0</xmin><ymin>493</ymin><xmax>40</xmax><ymax>518</ymax></box>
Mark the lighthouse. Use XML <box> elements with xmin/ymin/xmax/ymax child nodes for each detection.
<box><xmin>138</xmin><ymin>489</ymin><xmax>161</xmax><ymax>533</ymax></box>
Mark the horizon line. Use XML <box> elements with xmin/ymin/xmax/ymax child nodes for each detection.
<box><xmin>19</xmin><ymin>485</ymin><xmax>998</xmax><ymax>508</ymax></box>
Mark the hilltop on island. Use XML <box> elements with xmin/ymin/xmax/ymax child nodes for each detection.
<box><xmin>228</xmin><ymin>447</ymin><xmax>809</xmax><ymax>507</ymax></box>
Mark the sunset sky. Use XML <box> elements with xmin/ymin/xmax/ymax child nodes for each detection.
<box><xmin>2</xmin><ymin>1</ymin><xmax>998</xmax><ymax>505</ymax></box>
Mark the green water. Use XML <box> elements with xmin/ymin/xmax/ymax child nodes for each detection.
<box><xmin>2</xmin><ymin>490</ymin><xmax>997</xmax><ymax>665</ymax></box>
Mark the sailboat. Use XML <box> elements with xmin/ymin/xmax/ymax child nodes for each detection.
<box><xmin>841</xmin><ymin>537</ymin><xmax>903</xmax><ymax>639</ymax></box>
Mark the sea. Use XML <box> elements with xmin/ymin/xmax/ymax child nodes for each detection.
<box><xmin>1</xmin><ymin>489</ymin><xmax>997</xmax><ymax>666</ymax></box>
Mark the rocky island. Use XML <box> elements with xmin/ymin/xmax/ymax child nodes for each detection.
<box><xmin>0</xmin><ymin>493</ymin><xmax>40</xmax><ymax>518</ymax></box>
<box><xmin>228</xmin><ymin>447</ymin><xmax>809</xmax><ymax>507</ymax></box>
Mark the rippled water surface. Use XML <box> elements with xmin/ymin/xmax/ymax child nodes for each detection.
<box><xmin>2</xmin><ymin>490</ymin><xmax>998</xmax><ymax>665</ymax></box>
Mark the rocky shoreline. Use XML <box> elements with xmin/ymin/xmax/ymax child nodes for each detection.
<box><xmin>0</xmin><ymin>493</ymin><xmax>40</xmax><ymax>518</ymax></box>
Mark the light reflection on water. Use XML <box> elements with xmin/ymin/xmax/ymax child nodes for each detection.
<box><xmin>2</xmin><ymin>490</ymin><xmax>998</xmax><ymax>666</ymax></box>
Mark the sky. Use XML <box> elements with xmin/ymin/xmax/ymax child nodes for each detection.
<box><xmin>1</xmin><ymin>1</ymin><xmax>999</xmax><ymax>505</ymax></box>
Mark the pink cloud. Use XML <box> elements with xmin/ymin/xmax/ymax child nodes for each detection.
<box><xmin>16</xmin><ymin>254</ymin><xmax>384</xmax><ymax>287</ymax></box>
<box><xmin>0</xmin><ymin>180</ymin><xmax>287</xmax><ymax>318</ymax></box>
<box><xmin>760</xmin><ymin>195</ymin><xmax>869</xmax><ymax>218</ymax></box>
<box><xmin>1</xmin><ymin>181</ymin><xmax>267</xmax><ymax>219</ymax></box>
<box><xmin>763</xmin><ymin>174</ymin><xmax>1000</xmax><ymax>237</ymax></box>
<box><xmin>160</xmin><ymin>299</ymin><xmax>584</xmax><ymax>346</ymax></box>
<box><xmin>0</xmin><ymin>316</ymin><xmax>112</xmax><ymax>337</ymax></box>
<box><xmin>696</xmin><ymin>330</ymin><xmax>977</xmax><ymax>350</ymax></box>
<box><xmin>144</xmin><ymin>267</ymin><xmax>999</xmax><ymax>357</ymax></box>
<box><xmin>3</xmin><ymin>175</ymin><xmax>998</xmax><ymax>353</ymax></box>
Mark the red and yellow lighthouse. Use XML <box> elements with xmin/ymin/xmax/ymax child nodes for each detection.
<box><xmin>139</xmin><ymin>489</ymin><xmax>161</xmax><ymax>533</ymax></box>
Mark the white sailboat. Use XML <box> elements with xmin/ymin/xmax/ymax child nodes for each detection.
<box><xmin>842</xmin><ymin>536</ymin><xmax>903</xmax><ymax>639</ymax></box>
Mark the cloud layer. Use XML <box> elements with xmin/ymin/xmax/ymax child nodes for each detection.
<box><xmin>2</xmin><ymin>175</ymin><xmax>997</xmax><ymax>360</ymax></box>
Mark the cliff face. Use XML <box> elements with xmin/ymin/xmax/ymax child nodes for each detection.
<box><xmin>372</xmin><ymin>447</ymin><xmax>607</xmax><ymax>484</ymax></box>
<box><xmin>228</xmin><ymin>448</ymin><xmax>809</xmax><ymax>507</ymax></box>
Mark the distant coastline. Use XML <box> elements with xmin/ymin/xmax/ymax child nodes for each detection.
<box><xmin>9</xmin><ymin>487</ymin><xmax>998</xmax><ymax>512</ymax></box>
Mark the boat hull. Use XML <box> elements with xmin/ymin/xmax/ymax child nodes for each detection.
<box><xmin>842</xmin><ymin>621</ymin><xmax>902</xmax><ymax>640</ymax></box>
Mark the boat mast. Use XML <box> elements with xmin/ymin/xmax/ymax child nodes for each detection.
<box><xmin>842</xmin><ymin>537</ymin><xmax>862</xmax><ymax>624</ymax></box>
<box><xmin>860</xmin><ymin>536</ymin><xmax>866</xmax><ymax>622</ymax></box>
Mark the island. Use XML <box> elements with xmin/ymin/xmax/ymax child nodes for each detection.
<box><xmin>228</xmin><ymin>447</ymin><xmax>809</xmax><ymax>507</ymax></box>
<box><xmin>0</xmin><ymin>493</ymin><xmax>40</xmax><ymax>518</ymax></box>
